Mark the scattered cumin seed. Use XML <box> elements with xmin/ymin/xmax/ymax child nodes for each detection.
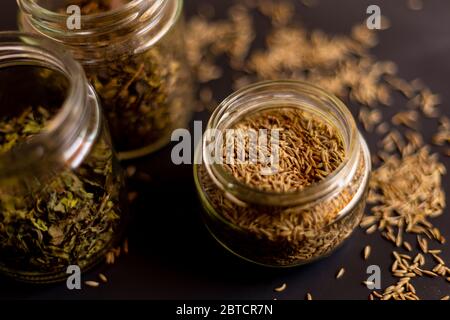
<box><xmin>223</xmin><ymin>108</ymin><xmax>345</xmax><ymax>192</ymax></box>
<box><xmin>274</xmin><ymin>283</ymin><xmax>287</xmax><ymax>292</ymax></box>
<box><xmin>375</xmin><ymin>122</ymin><xmax>389</xmax><ymax>135</ymax></box>
<box><xmin>403</xmin><ymin>241</ymin><xmax>412</xmax><ymax>252</ymax></box>
<box><xmin>123</xmin><ymin>238</ymin><xmax>129</xmax><ymax>254</ymax></box>
<box><xmin>392</xmin><ymin>110</ymin><xmax>419</xmax><ymax>129</ymax></box>
<box><xmin>432</xmin><ymin>254</ymin><xmax>445</xmax><ymax>265</ymax></box>
<box><xmin>372</xmin><ymin>291</ymin><xmax>382</xmax><ymax>298</ymax></box>
<box><xmin>366</xmin><ymin>225</ymin><xmax>377</xmax><ymax>235</ymax></box>
<box><xmin>98</xmin><ymin>273</ymin><xmax>108</xmax><ymax>283</ymax></box>
<box><xmin>363</xmin><ymin>245</ymin><xmax>371</xmax><ymax>260</ymax></box>
<box><xmin>418</xmin><ymin>236</ymin><xmax>428</xmax><ymax>253</ymax></box>
<box><xmin>85</xmin><ymin>281</ymin><xmax>100</xmax><ymax>288</ymax></box>
<box><xmin>421</xmin><ymin>270</ymin><xmax>438</xmax><ymax>278</ymax></box>
<box><xmin>336</xmin><ymin>268</ymin><xmax>345</xmax><ymax>279</ymax></box>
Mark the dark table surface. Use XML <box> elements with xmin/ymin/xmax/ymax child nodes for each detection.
<box><xmin>0</xmin><ymin>0</ymin><xmax>449</xmax><ymax>300</ymax></box>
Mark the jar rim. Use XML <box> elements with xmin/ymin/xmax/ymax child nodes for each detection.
<box><xmin>18</xmin><ymin>0</ymin><xmax>183</xmax><ymax>60</ymax></box>
<box><xmin>202</xmin><ymin>80</ymin><xmax>362</xmax><ymax>207</ymax></box>
<box><xmin>18</xmin><ymin>0</ymin><xmax>150</xmax><ymax>22</ymax></box>
<box><xmin>0</xmin><ymin>31</ymin><xmax>94</xmax><ymax>177</ymax></box>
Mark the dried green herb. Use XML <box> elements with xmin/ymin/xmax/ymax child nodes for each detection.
<box><xmin>0</xmin><ymin>66</ymin><xmax>124</xmax><ymax>282</ymax></box>
<box><xmin>87</xmin><ymin>49</ymin><xmax>189</xmax><ymax>155</ymax></box>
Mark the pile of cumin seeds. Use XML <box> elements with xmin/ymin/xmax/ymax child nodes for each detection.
<box><xmin>222</xmin><ymin>107</ymin><xmax>345</xmax><ymax>193</ymax></box>
<box><xmin>364</xmin><ymin>147</ymin><xmax>446</xmax><ymax>243</ymax></box>
<box><xmin>361</xmin><ymin>147</ymin><xmax>448</xmax><ymax>300</ymax></box>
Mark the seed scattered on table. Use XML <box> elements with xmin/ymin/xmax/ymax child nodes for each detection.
<box><xmin>336</xmin><ymin>268</ymin><xmax>345</xmax><ymax>279</ymax></box>
<box><xmin>85</xmin><ymin>281</ymin><xmax>100</xmax><ymax>288</ymax></box>
<box><xmin>363</xmin><ymin>246</ymin><xmax>371</xmax><ymax>260</ymax></box>
<box><xmin>98</xmin><ymin>273</ymin><xmax>108</xmax><ymax>283</ymax></box>
<box><xmin>274</xmin><ymin>283</ymin><xmax>287</xmax><ymax>292</ymax></box>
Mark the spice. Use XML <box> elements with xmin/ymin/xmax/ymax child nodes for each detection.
<box><xmin>363</xmin><ymin>246</ymin><xmax>371</xmax><ymax>260</ymax></box>
<box><xmin>196</xmin><ymin>93</ymin><xmax>371</xmax><ymax>266</ymax></box>
<box><xmin>21</xmin><ymin>0</ymin><xmax>193</xmax><ymax>159</ymax></box>
<box><xmin>0</xmin><ymin>105</ymin><xmax>121</xmax><ymax>276</ymax></box>
<box><xmin>85</xmin><ymin>280</ymin><xmax>100</xmax><ymax>288</ymax></box>
<box><xmin>274</xmin><ymin>283</ymin><xmax>287</xmax><ymax>292</ymax></box>
<box><xmin>336</xmin><ymin>268</ymin><xmax>345</xmax><ymax>279</ymax></box>
<box><xmin>71</xmin><ymin>0</ymin><xmax>191</xmax><ymax>156</ymax></box>
<box><xmin>403</xmin><ymin>241</ymin><xmax>413</xmax><ymax>252</ymax></box>
<box><xmin>86</xmin><ymin>47</ymin><xmax>190</xmax><ymax>156</ymax></box>
<box><xmin>363</xmin><ymin>148</ymin><xmax>446</xmax><ymax>244</ymax></box>
<box><xmin>362</xmin><ymin>148</ymin><xmax>448</xmax><ymax>300</ymax></box>
<box><xmin>0</xmin><ymin>65</ymin><xmax>123</xmax><ymax>281</ymax></box>
<box><xmin>98</xmin><ymin>273</ymin><xmax>108</xmax><ymax>283</ymax></box>
<box><xmin>222</xmin><ymin>108</ymin><xmax>345</xmax><ymax>193</ymax></box>
<box><xmin>186</xmin><ymin>0</ymin><xmax>448</xmax><ymax>298</ymax></box>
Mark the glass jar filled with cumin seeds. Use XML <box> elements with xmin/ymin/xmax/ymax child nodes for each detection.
<box><xmin>0</xmin><ymin>32</ymin><xmax>126</xmax><ymax>282</ymax></box>
<box><xmin>18</xmin><ymin>0</ymin><xmax>192</xmax><ymax>159</ymax></box>
<box><xmin>194</xmin><ymin>81</ymin><xmax>371</xmax><ymax>267</ymax></box>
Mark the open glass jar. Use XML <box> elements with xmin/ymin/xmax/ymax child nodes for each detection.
<box><xmin>18</xmin><ymin>0</ymin><xmax>193</xmax><ymax>159</ymax></box>
<box><xmin>194</xmin><ymin>81</ymin><xmax>371</xmax><ymax>267</ymax></box>
<box><xmin>0</xmin><ymin>32</ymin><xmax>126</xmax><ymax>282</ymax></box>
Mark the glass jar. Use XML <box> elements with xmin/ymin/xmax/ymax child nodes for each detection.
<box><xmin>18</xmin><ymin>0</ymin><xmax>193</xmax><ymax>160</ymax></box>
<box><xmin>0</xmin><ymin>32</ymin><xmax>126</xmax><ymax>282</ymax></box>
<box><xmin>194</xmin><ymin>80</ymin><xmax>371</xmax><ymax>267</ymax></box>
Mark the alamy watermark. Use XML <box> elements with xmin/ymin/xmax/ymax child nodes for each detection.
<box><xmin>366</xmin><ymin>5</ymin><xmax>382</xmax><ymax>30</ymax></box>
<box><xmin>365</xmin><ymin>265</ymin><xmax>382</xmax><ymax>290</ymax></box>
<box><xmin>66</xmin><ymin>5</ymin><xmax>81</xmax><ymax>30</ymax></box>
<box><xmin>66</xmin><ymin>265</ymin><xmax>81</xmax><ymax>290</ymax></box>
<box><xmin>171</xmin><ymin>121</ymin><xmax>281</xmax><ymax>175</ymax></box>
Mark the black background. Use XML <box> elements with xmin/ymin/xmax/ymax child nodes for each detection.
<box><xmin>0</xmin><ymin>0</ymin><xmax>449</xmax><ymax>300</ymax></box>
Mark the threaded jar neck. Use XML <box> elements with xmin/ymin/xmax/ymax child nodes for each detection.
<box><xmin>18</xmin><ymin>0</ymin><xmax>182</xmax><ymax>64</ymax></box>
<box><xmin>203</xmin><ymin>80</ymin><xmax>362</xmax><ymax>207</ymax></box>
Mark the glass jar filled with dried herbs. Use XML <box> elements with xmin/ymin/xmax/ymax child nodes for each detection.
<box><xmin>18</xmin><ymin>0</ymin><xmax>192</xmax><ymax>159</ymax></box>
<box><xmin>0</xmin><ymin>32</ymin><xmax>126</xmax><ymax>282</ymax></box>
<box><xmin>194</xmin><ymin>81</ymin><xmax>371</xmax><ymax>267</ymax></box>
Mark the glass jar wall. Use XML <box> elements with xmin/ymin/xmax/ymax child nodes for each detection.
<box><xmin>194</xmin><ymin>81</ymin><xmax>371</xmax><ymax>267</ymax></box>
<box><xmin>18</xmin><ymin>0</ymin><xmax>193</xmax><ymax>159</ymax></box>
<box><xmin>0</xmin><ymin>32</ymin><xmax>126</xmax><ymax>282</ymax></box>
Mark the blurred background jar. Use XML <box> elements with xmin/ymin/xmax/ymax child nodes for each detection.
<box><xmin>194</xmin><ymin>81</ymin><xmax>371</xmax><ymax>267</ymax></box>
<box><xmin>18</xmin><ymin>0</ymin><xmax>193</xmax><ymax>160</ymax></box>
<box><xmin>0</xmin><ymin>32</ymin><xmax>126</xmax><ymax>282</ymax></box>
